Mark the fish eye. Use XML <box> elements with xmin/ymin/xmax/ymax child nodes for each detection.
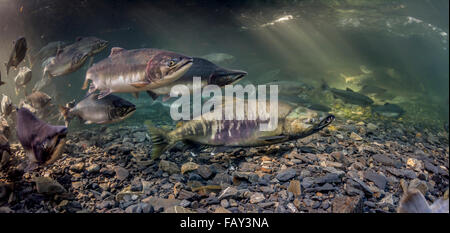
<box><xmin>168</xmin><ymin>59</ymin><xmax>178</xmax><ymax>67</ymax></box>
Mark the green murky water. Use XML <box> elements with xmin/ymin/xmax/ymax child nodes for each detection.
<box><xmin>0</xmin><ymin>0</ymin><xmax>448</xmax><ymax>131</ymax></box>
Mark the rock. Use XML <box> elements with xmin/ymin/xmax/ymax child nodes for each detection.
<box><xmin>233</xmin><ymin>171</ymin><xmax>259</xmax><ymax>184</ymax></box>
<box><xmin>314</xmin><ymin>173</ymin><xmax>342</xmax><ymax>184</ymax></box>
<box><xmin>142</xmin><ymin>197</ymin><xmax>181</xmax><ymax>212</ymax></box>
<box><xmin>86</xmin><ymin>163</ymin><xmax>100</xmax><ymax>174</ymax></box>
<box><xmin>301</xmin><ymin>177</ymin><xmax>315</xmax><ymax>189</ymax></box>
<box><xmin>364</xmin><ymin>171</ymin><xmax>387</xmax><ymax>190</ymax></box>
<box><xmin>218</xmin><ymin>187</ymin><xmax>238</xmax><ymax>200</ymax></box>
<box><xmin>409</xmin><ymin>179</ymin><xmax>428</xmax><ymax>195</ymax></box>
<box><xmin>249</xmin><ymin>192</ymin><xmax>265</xmax><ymax>204</ymax></box>
<box><xmin>386</xmin><ymin>167</ymin><xmax>417</xmax><ymax>179</ymax></box>
<box><xmin>125</xmin><ymin>204</ymin><xmax>142</xmax><ymax>213</ymax></box>
<box><xmin>159</xmin><ymin>160</ymin><xmax>180</xmax><ymax>175</ymax></box>
<box><xmin>69</xmin><ymin>162</ymin><xmax>84</xmax><ymax>172</ymax></box>
<box><xmin>379</xmin><ymin>193</ymin><xmax>394</xmax><ymax>207</ymax></box>
<box><xmin>367</xmin><ymin>123</ymin><xmax>377</xmax><ymax>131</ymax></box>
<box><xmin>332</xmin><ymin>196</ymin><xmax>363</xmax><ymax>213</ymax></box>
<box><xmin>177</xmin><ymin>189</ymin><xmax>198</xmax><ymax>201</ymax></box>
<box><xmin>212</xmin><ymin>173</ymin><xmax>232</xmax><ymax>185</ymax></box>
<box><xmin>197</xmin><ymin>165</ymin><xmax>214</xmax><ymax>179</ymax></box>
<box><xmin>349</xmin><ymin>178</ymin><xmax>373</xmax><ymax>197</ymax></box>
<box><xmin>424</xmin><ymin>161</ymin><xmax>438</xmax><ymax>174</ymax></box>
<box><xmin>220</xmin><ymin>199</ymin><xmax>230</xmax><ymax>208</ymax></box>
<box><xmin>305</xmin><ymin>183</ymin><xmax>337</xmax><ymax>192</ymax></box>
<box><xmin>286</xmin><ymin>203</ymin><xmax>297</xmax><ymax>213</ymax></box>
<box><xmin>164</xmin><ymin>206</ymin><xmax>195</xmax><ymax>213</ymax></box>
<box><xmin>114</xmin><ymin>166</ymin><xmax>129</xmax><ymax>181</ymax></box>
<box><xmin>373</xmin><ymin>154</ymin><xmax>402</xmax><ymax>168</ymax></box>
<box><xmin>323</xmin><ymin>167</ymin><xmax>345</xmax><ymax>176</ymax></box>
<box><xmin>276</xmin><ymin>169</ymin><xmax>297</xmax><ymax>182</ymax></box>
<box><xmin>287</xmin><ymin>180</ymin><xmax>301</xmax><ymax>197</ymax></box>
<box><xmin>179</xmin><ymin>199</ymin><xmax>191</xmax><ymax>208</ymax></box>
<box><xmin>72</xmin><ymin>181</ymin><xmax>83</xmax><ymax>189</ymax></box>
<box><xmin>407</xmin><ymin>158</ymin><xmax>423</xmax><ymax>172</ymax></box>
<box><xmin>350</xmin><ymin>132</ymin><xmax>363</xmax><ymax>141</ymax></box>
<box><xmin>214</xmin><ymin>206</ymin><xmax>231</xmax><ymax>213</ymax></box>
<box><xmin>181</xmin><ymin>162</ymin><xmax>199</xmax><ymax>174</ymax></box>
<box><xmin>33</xmin><ymin>177</ymin><xmax>66</xmax><ymax>194</ymax></box>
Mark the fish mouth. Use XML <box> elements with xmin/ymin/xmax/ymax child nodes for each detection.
<box><xmin>211</xmin><ymin>69</ymin><xmax>248</xmax><ymax>86</ymax></box>
<box><xmin>316</xmin><ymin>115</ymin><xmax>335</xmax><ymax>131</ymax></box>
<box><xmin>178</xmin><ymin>57</ymin><xmax>194</xmax><ymax>70</ymax></box>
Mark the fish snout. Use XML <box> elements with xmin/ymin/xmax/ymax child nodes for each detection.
<box><xmin>211</xmin><ymin>68</ymin><xmax>248</xmax><ymax>86</ymax></box>
<box><xmin>317</xmin><ymin>115</ymin><xmax>335</xmax><ymax>130</ymax></box>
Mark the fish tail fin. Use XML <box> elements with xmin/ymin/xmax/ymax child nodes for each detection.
<box><xmin>144</xmin><ymin>120</ymin><xmax>174</xmax><ymax>160</ymax></box>
<box><xmin>397</xmin><ymin>189</ymin><xmax>432</xmax><ymax>213</ymax></box>
<box><xmin>58</xmin><ymin>105</ymin><xmax>71</xmax><ymax>127</ymax></box>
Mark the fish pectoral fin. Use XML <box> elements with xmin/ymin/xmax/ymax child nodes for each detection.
<box><xmin>84</xmin><ymin>120</ymin><xmax>93</xmax><ymax>124</ymax></box>
<box><xmin>130</xmin><ymin>81</ymin><xmax>150</xmax><ymax>88</ymax></box>
<box><xmin>97</xmin><ymin>89</ymin><xmax>111</xmax><ymax>99</ymax></box>
<box><xmin>146</xmin><ymin>91</ymin><xmax>159</xmax><ymax>100</ymax></box>
<box><xmin>258</xmin><ymin>135</ymin><xmax>288</xmax><ymax>142</ymax></box>
<box><xmin>132</xmin><ymin>92</ymin><xmax>139</xmax><ymax>99</ymax></box>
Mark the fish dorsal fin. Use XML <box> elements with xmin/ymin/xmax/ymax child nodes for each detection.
<box><xmin>76</xmin><ymin>37</ymin><xmax>83</xmax><ymax>42</ymax></box>
<box><xmin>110</xmin><ymin>47</ymin><xmax>125</xmax><ymax>57</ymax></box>
<box><xmin>346</xmin><ymin>88</ymin><xmax>354</xmax><ymax>92</ymax></box>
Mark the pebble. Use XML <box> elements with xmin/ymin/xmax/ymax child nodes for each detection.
<box><xmin>287</xmin><ymin>180</ymin><xmax>301</xmax><ymax>197</ymax></box>
<box><xmin>364</xmin><ymin>171</ymin><xmax>388</xmax><ymax>190</ymax></box>
<box><xmin>181</xmin><ymin>162</ymin><xmax>199</xmax><ymax>174</ymax></box>
<box><xmin>276</xmin><ymin>169</ymin><xmax>297</xmax><ymax>182</ymax></box>
<box><xmin>198</xmin><ymin>165</ymin><xmax>214</xmax><ymax>179</ymax></box>
<box><xmin>159</xmin><ymin>160</ymin><xmax>180</xmax><ymax>175</ymax></box>
<box><xmin>350</xmin><ymin>132</ymin><xmax>363</xmax><ymax>141</ymax></box>
<box><xmin>86</xmin><ymin>163</ymin><xmax>101</xmax><ymax>174</ymax></box>
<box><xmin>218</xmin><ymin>187</ymin><xmax>238</xmax><ymax>200</ymax></box>
<box><xmin>249</xmin><ymin>192</ymin><xmax>265</xmax><ymax>204</ymax></box>
<box><xmin>332</xmin><ymin>196</ymin><xmax>363</xmax><ymax>213</ymax></box>
<box><xmin>114</xmin><ymin>166</ymin><xmax>129</xmax><ymax>181</ymax></box>
<box><xmin>220</xmin><ymin>199</ymin><xmax>230</xmax><ymax>208</ymax></box>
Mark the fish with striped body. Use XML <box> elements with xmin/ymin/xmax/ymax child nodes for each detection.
<box><xmin>145</xmin><ymin>99</ymin><xmax>334</xmax><ymax>159</ymax></box>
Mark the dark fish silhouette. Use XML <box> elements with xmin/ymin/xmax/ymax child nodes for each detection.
<box><xmin>147</xmin><ymin>57</ymin><xmax>247</xmax><ymax>100</ymax></box>
<box><xmin>5</xmin><ymin>37</ymin><xmax>27</xmax><ymax>75</ymax></box>
<box><xmin>372</xmin><ymin>103</ymin><xmax>405</xmax><ymax>118</ymax></box>
<box><xmin>16</xmin><ymin>107</ymin><xmax>68</xmax><ymax>169</ymax></box>
<box><xmin>322</xmin><ymin>82</ymin><xmax>374</xmax><ymax>106</ymax></box>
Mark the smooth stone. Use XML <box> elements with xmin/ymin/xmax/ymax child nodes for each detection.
<box><xmin>332</xmin><ymin>196</ymin><xmax>363</xmax><ymax>213</ymax></box>
<box><xmin>276</xmin><ymin>169</ymin><xmax>297</xmax><ymax>182</ymax></box>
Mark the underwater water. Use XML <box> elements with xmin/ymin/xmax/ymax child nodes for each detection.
<box><xmin>0</xmin><ymin>0</ymin><xmax>448</xmax><ymax>214</ymax></box>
